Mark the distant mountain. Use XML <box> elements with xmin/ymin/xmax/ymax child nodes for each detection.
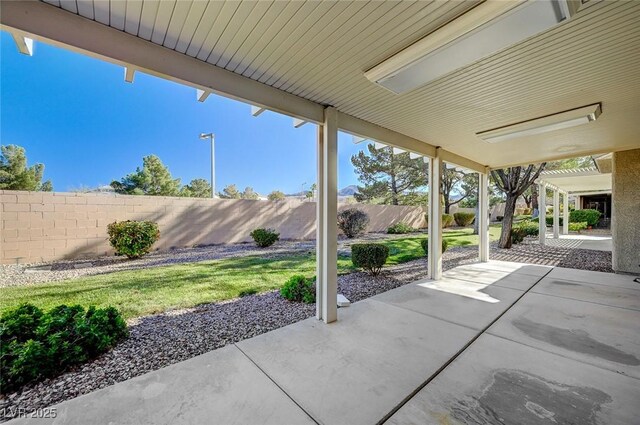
<box><xmin>339</xmin><ymin>185</ymin><xmax>359</xmax><ymax>196</ymax></box>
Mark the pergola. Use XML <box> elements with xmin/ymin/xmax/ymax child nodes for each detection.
<box><xmin>2</xmin><ymin>0</ymin><xmax>639</xmax><ymax>323</ymax></box>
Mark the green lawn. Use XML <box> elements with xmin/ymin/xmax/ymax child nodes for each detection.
<box><xmin>0</xmin><ymin>225</ymin><xmax>502</xmax><ymax>320</ymax></box>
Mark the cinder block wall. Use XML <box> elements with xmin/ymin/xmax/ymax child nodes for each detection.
<box><xmin>612</xmin><ymin>148</ymin><xmax>640</xmax><ymax>274</ymax></box>
<box><xmin>0</xmin><ymin>191</ymin><xmax>426</xmax><ymax>264</ymax></box>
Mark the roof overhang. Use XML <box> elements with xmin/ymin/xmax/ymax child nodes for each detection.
<box><xmin>539</xmin><ymin>168</ymin><xmax>611</xmax><ymax>193</ymax></box>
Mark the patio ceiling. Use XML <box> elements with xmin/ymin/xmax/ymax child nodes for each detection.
<box><xmin>4</xmin><ymin>0</ymin><xmax>640</xmax><ymax>168</ymax></box>
<box><xmin>539</xmin><ymin>168</ymin><xmax>611</xmax><ymax>193</ymax></box>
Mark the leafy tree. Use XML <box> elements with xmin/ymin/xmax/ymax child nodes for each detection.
<box><xmin>111</xmin><ymin>155</ymin><xmax>180</xmax><ymax>196</ymax></box>
<box><xmin>491</xmin><ymin>164</ymin><xmax>546</xmax><ymax>248</ymax></box>
<box><xmin>242</xmin><ymin>187</ymin><xmax>259</xmax><ymax>200</ymax></box>
<box><xmin>351</xmin><ymin>144</ymin><xmax>426</xmax><ymax>205</ymax></box>
<box><xmin>218</xmin><ymin>184</ymin><xmax>242</xmax><ymax>199</ymax></box>
<box><xmin>268</xmin><ymin>190</ymin><xmax>286</xmax><ymax>201</ymax></box>
<box><xmin>0</xmin><ymin>145</ymin><xmax>53</xmax><ymax>191</ymax></box>
<box><xmin>442</xmin><ymin>169</ymin><xmax>476</xmax><ymax>213</ymax></box>
<box><xmin>181</xmin><ymin>178</ymin><xmax>211</xmax><ymax>198</ymax></box>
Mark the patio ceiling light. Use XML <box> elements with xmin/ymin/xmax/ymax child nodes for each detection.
<box><xmin>476</xmin><ymin>103</ymin><xmax>602</xmax><ymax>144</ymax></box>
<box><xmin>365</xmin><ymin>0</ymin><xmax>577</xmax><ymax>94</ymax></box>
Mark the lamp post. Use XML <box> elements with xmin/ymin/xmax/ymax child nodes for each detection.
<box><xmin>199</xmin><ymin>133</ymin><xmax>215</xmax><ymax>198</ymax></box>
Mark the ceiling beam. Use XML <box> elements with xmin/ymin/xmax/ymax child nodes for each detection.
<box><xmin>439</xmin><ymin>149</ymin><xmax>486</xmax><ymax>174</ymax></box>
<box><xmin>11</xmin><ymin>32</ymin><xmax>33</xmax><ymax>56</ymax></box>
<box><xmin>0</xmin><ymin>0</ymin><xmax>323</xmax><ymax>124</ymax></box>
<box><xmin>293</xmin><ymin>118</ymin><xmax>308</xmax><ymax>128</ymax></box>
<box><xmin>124</xmin><ymin>66</ymin><xmax>135</xmax><ymax>83</ymax></box>
<box><xmin>251</xmin><ymin>105</ymin><xmax>266</xmax><ymax>117</ymax></box>
<box><xmin>196</xmin><ymin>89</ymin><xmax>211</xmax><ymax>102</ymax></box>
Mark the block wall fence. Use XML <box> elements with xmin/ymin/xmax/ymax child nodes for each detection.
<box><xmin>0</xmin><ymin>191</ymin><xmax>426</xmax><ymax>265</ymax></box>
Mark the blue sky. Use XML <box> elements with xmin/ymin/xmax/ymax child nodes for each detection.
<box><xmin>0</xmin><ymin>31</ymin><xmax>366</xmax><ymax>194</ymax></box>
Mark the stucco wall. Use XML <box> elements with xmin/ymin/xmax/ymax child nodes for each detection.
<box><xmin>612</xmin><ymin>148</ymin><xmax>640</xmax><ymax>274</ymax></box>
<box><xmin>0</xmin><ymin>191</ymin><xmax>426</xmax><ymax>264</ymax></box>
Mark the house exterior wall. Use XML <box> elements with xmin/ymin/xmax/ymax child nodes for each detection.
<box><xmin>612</xmin><ymin>148</ymin><xmax>640</xmax><ymax>274</ymax></box>
<box><xmin>0</xmin><ymin>191</ymin><xmax>426</xmax><ymax>264</ymax></box>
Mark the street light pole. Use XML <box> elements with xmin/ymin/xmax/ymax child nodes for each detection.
<box><xmin>199</xmin><ymin>133</ymin><xmax>215</xmax><ymax>198</ymax></box>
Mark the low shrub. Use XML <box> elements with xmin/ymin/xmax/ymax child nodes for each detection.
<box><xmin>238</xmin><ymin>288</ymin><xmax>258</xmax><ymax>297</ymax></box>
<box><xmin>337</xmin><ymin>208</ymin><xmax>370</xmax><ymax>238</ymax></box>
<box><xmin>523</xmin><ymin>208</ymin><xmax>532</xmax><ymax>215</ymax></box>
<box><xmin>511</xmin><ymin>227</ymin><xmax>526</xmax><ymax>244</ymax></box>
<box><xmin>420</xmin><ymin>238</ymin><xmax>449</xmax><ymax>256</ymax></box>
<box><xmin>511</xmin><ymin>220</ymin><xmax>539</xmax><ymax>244</ymax></box>
<box><xmin>569</xmin><ymin>221</ymin><xmax>588</xmax><ymax>232</ymax></box>
<box><xmin>107</xmin><ymin>220</ymin><xmax>160</xmax><ymax>259</ymax></box>
<box><xmin>442</xmin><ymin>214</ymin><xmax>455</xmax><ymax>228</ymax></box>
<box><xmin>0</xmin><ymin>304</ymin><xmax>128</xmax><ymax>393</ymax></box>
<box><xmin>351</xmin><ymin>243</ymin><xmax>389</xmax><ymax>276</ymax></box>
<box><xmin>545</xmin><ymin>216</ymin><xmax>564</xmax><ymax>226</ymax></box>
<box><xmin>250</xmin><ymin>228</ymin><xmax>280</xmax><ymax>247</ymax></box>
<box><xmin>387</xmin><ymin>222</ymin><xmax>415</xmax><ymax>234</ymax></box>
<box><xmin>453</xmin><ymin>212</ymin><xmax>475</xmax><ymax>227</ymax></box>
<box><xmin>569</xmin><ymin>209</ymin><xmax>601</xmax><ymax>226</ymax></box>
<box><xmin>280</xmin><ymin>275</ymin><xmax>315</xmax><ymax>303</ymax></box>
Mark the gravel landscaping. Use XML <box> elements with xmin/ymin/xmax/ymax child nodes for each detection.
<box><xmin>0</xmin><ymin>239</ymin><xmax>614</xmax><ymax>420</ymax></box>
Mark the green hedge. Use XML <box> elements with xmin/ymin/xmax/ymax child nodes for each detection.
<box><xmin>280</xmin><ymin>275</ymin><xmax>315</xmax><ymax>303</ymax></box>
<box><xmin>107</xmin><ymin>220</ymin><xmax>160</xmax><ymax>259</ymax></box>
<box><xmin>511</xmin><ymin>220</ymin><xmax>539</xmax><ymax>244</ymax></box>
<box><xmin>453</xmin><ymin>212</ymin><xmax>475</xmax><ymax>227</ymax></box>
<box><xmin>250</xmin><ymin>228</ymin><xmax>280</xmax><ymax>247</ymax></box>
<box><xmin>0</xmin><ymin>304</ymin><xmax>128</xmax><ymax>393</ymax></box>
<box><xmin>420</xmin><ymin>238</ymin><xmax>449</xmax><ymax>256</ymax></box>
<box><xmin>387</xmin><ymin>222</ymin><xmax>415</xmax><ymax>234</ymax></box>
<box><xmin>351</xmin><ymin>243</ymin><xmax>389</xmax><ymax>276</ymax></box>
<box><xmin>569</xmin><ymin>209</ymin><xmax>601</xmax><ymax>226</ymax></box>
<box><xmin>569</xmin><ymin>222</ymin><xmax>588</xmax><ymax>232</ymax></box>
<box><xmin>545</xmin><ymin>216</ymin><xmax>564</xmax><ymax>226</ymax></box>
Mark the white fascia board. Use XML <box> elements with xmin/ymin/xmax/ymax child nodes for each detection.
<box><xmin>0</xmin><ymin>1</ymin><xmax>324</xmax><ymax>124</ymax></box>
<box><xmin>336</xmin><ymin>112</ymin><xmax>436</xmax><ymax>158</ymax></box>
<box><xmin>197</xmin><ymin>89</ymin><xmax>211</xmax><ymax>102</ymax></box>
<box><xmin>11</xmin><ymin>32</ymin><xmax>33</xmax><ymax>55</ymax></box>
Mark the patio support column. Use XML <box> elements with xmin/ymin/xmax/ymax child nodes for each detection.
<box><xmin>553</xmin><ymin>189</ymin><xmax>560</xmax><ymax>238</ymax></box>
<box><xmin>428</xmin><ymin>149</ymin><xmax>443</xmax><ymax>280</ymax></box>
<box><xmin>538</xmin><ymin>183</ymin><xmax>546</xmax><ymax>245</ymax></box>
<box><xmin>316</xmin><ymin>107</ymin><xmax>338</xmax><ymax>324</ymax></box>
<box><xmin>478</xmin><ymin>167</ymin><xmax>490</xmax><ymax>262</ymax></box>
<box><xmin>562</xmin><ymin>192</ymin><xmax>569</xmax><ymax>235</ymax></box>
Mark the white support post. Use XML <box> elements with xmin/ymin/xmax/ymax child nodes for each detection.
<box><xmin>539</xmin><ymin>183</ymin><xmax>546</xmax><ymax>245</ymax></box>
<box><xmin>562</xmin><ymin>192</ymin><xmax>569</xmax><ymax>235</ymax></box>
<box><xmin>428</xmin><ymin>149</ymin><xmax>443</xmax><ymax>280</ymax></box>
<box><xmin>316</xmin><ymin>107</ymin><xmax>338</xmax><ymax>324</ymax></box>
<box><xmin>478</xmin><ymin>167</ymin><xmax>490</xmax><ymax>262</ymax></box>
<box><xmin>553</xmin><ymin>190</ymin><xmax>560</xmax><ymax>238</ymax></box>
<box><xmin>11</xmin><ymin>33</ymin><xmax>33</xmax><ymax>56</ymax></box>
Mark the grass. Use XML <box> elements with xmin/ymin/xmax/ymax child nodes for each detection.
<box><xmin>0</xmin><ymin>255</ymin><xmax>355</xmax><ymax>320</ymax></box>
<box><xmin>0</xmin><ymin>225</ymin><xmax>502</xmax><ymax>320</ymax></box>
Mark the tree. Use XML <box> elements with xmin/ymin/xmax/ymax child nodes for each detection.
<box><xmin>111</xmin><ymin>155</ymin><xmax>181</xmax><ymax>196</ymax></box>
<box><xmin>268</xmin><ymin>190</ymin><xmax>286</xmax><ymax>201</ymax></box>
<box><xmin>181</xmin><ymin>178</ymin><xmax>211</xmax><ymax>198</ymax></box>
<box><xmin>306</xmin><ymin>183</ymin><xmax>317</xmax><ymax>201</ymax></box>
<box><xmin>218</xmin><ymin>184</ymin><xmax>242</xmax><ymax>199</ymax></box>
<box><xmin>351</xmin><ymin>144</ymin><xmax>426</xmax><ymax>205</ymax></box>
<box><xmin>0</xmin><ymin>145</ymin><xmax>53</xmax><ymax>191</ymax></box>
<box><xmin>242</xmin><ymin>187</ymin><xmax>260</xmax><ymax>200</ymax></box>
<box><xmin>441</xmin><ymin>169</ymin><xmax>476</xmax><ymax>213</ymax></box>
<box><xmin>491</xmin><ymin>164</ymin><xmax>547</xmax><ymax>248</ymax></box>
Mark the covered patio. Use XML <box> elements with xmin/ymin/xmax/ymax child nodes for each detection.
<box><xmin>8</xmin><ymin>260</ymin><xmax>640</xmax><ymax>424</ymax></box>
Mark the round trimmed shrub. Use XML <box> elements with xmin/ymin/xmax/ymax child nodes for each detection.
<box><xmin>250</xmin><ymin>228</ymin><xmax>280</xmax><ymax>247</ymax></box>
<box><xmin>0</xmin><ymin>303</ymin><xmax>128</xmax><ymax>393</ymax></box>
<box><xmin>453</xmin><ymin>212</ymin><xmax>475</xmax><ymax>227</ymax></box>
<box><xmin>337</xmin><ymin>208</ymin><xmax>369</xmax><ymax>238</ymax></box>
<box><xmin>107</xmin><ymin>220</ymin><xmax>160</xmax><ymax>259</ymax></box>
<box><xmin>420</xmin><ymin>238</ymin><xmax>449</xmax><ymax>256</ymax></box>
<box><xmin>442</xmin><ymin>214</ymin><xmax>455</xmax><ymax>228</ymax></box>
<box><xmin>351</xmin><ymin>243</ymin><xmax>389</xmax><ymax>276</ymax></box>
<box><xmin>280</xmin><ymin>275</ymin><xmax>315</xmax><ymax>303</ymax></box>
<box><xmin>387</xmin><ymin>222</ymin><xmax>415</xmax><ymax>234</ymax></box>
<box><xmin>569</xmin><ymin>209</ymin><xmax>601</xmax><ymax>226</ymax></box>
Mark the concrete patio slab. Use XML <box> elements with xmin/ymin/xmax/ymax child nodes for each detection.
<box><xmin>373</xmin><ymin>279</ymin><xmax>524</xmax><ymax>330</ymax></box>
<box><xmin>488</xmin><ymin>292</ymin><xmax>640</xmax><ymax>379</ymax></box>
<box><xmin>441</xmin><ymin>265</ymin><xmax>546</xmax><ymax>291</ymax></box>
<box><xmin>8</xmin><ymin>345</ymin><xmax>316</xmax><ymax>425</ymax></box>
<box><xmin>237</xmin><ymin>298</ymin><xmax>478</xmax><ymax>425</ymax></box>
<box><xmin>532</xmin><ymin>278</ymin><xmax>640</xmax><ymax>311</ymax></box>
<box><xmin>386</xmin><ymin>334</ymin><xmax>640</xmax><ymax>425</ymax></box>
<box><xmin>461</xmin><ymin>260</ymin><xmax>553</xmax><ymax>277</ymax></box>
<box><xmin>547</xmin><ymin>267</ymin><xmax>640</xmax><ymax>290</ymax></box>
